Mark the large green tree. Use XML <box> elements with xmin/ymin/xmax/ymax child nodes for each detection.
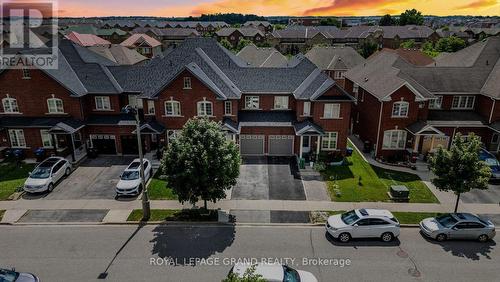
<box><xmin>379</xmin><ymin>14</ymin><xmax>396</xmax><ymax>26</ymax></box>
<box><xmin>435</xmin><ymin>36</ymin><xmax>466</xmax><ymax>52</ymax></box>
<box><xmin>398</xmin><ymin>9</ymin><xmax>424</xmax><ymax>26</ymax></box>
<box><xmin>358</xmin><ymin>41</ymin><xmax>378</xmax><ymax>58</ymax></box>
<box><xmin>162</xmin><ymin>118</ymin><xmax>240</xmax><ymax>210</ymax></box>
<box><xmin>320</xmin><ymin>17</ymin><xmax>341</xmax><ymax>27</ymax></box>
<box><xmin>222</xmin><ymin>265</ymin><xmax>265</xmax><ymax>282</ymax></box>
<box><xmin>429</xmin><ymin>133</ymin><xmax>491</xmax><ymax>212</ymax></box>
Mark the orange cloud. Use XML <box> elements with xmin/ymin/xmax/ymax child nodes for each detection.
<box><xmin>456</xmin><ymin>0</ymin><xmax>498</xmax><ymax>9</ymax></box>
<box><xmin>304</xmin><ymin>0</ymin><xmax>403</xmax><ymax>15</ymax></box>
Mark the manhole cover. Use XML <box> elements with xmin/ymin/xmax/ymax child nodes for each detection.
<box><xmin>408</xmin><ymin>268</ymin><xmax>421</xmax><ymax>278</ymax></box>
<box><xmin>397</xmin><ymin>250</ymin><xmax>409</xmax><ymax>258</ymax></box>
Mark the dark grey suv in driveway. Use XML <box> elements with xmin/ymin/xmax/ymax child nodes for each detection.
<box><xmin>419</xmin><ymin>213</ymin><xmax>496</xmax><ymax>242</ymax></box>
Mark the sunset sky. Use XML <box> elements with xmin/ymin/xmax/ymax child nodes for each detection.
<box><xmin>4</xmin><ymin>0</ymin><xmax>500</xmax><ymax>17</ymax></box>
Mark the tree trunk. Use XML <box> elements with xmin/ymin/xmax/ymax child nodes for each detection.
<box><xmin>454</xmin><ymin>193</ymin><xmax>461</xmax><ymax>213</ymax></box>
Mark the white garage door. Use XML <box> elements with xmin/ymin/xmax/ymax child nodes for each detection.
<box><xmin>269</xmin><ymin>135</ymin><xmax>294</xmax><ymax>156</ymax></box>
<box><xmin>240</xmin><ymin>135</ymin><xmax>265</xmax><ymax>155</ymax></box>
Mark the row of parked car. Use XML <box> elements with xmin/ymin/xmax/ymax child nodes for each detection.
<box><xmin>23</xmin><ymin>157</ymin><xmax>153</xmax><ymax>197</ymax></box>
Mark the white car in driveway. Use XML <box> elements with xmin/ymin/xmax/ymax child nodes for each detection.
<box><xmin>23</xmin><ymin>157</ymin><xmax>72</xmax><ymax>193</ymax></box>
<box><xmin>230</xmin><ymin>263</ymin><xmax>317</xmax><ymax>282</ymax></box>
<box><xmin>115</xmin><ymin>158</ymin><xmax>152</xmax><ymax>196</ymax></box>
<box><xmin>325</xmin><ymin>209</ymin><xmax>400</xmax><ymax>242</ymax></box>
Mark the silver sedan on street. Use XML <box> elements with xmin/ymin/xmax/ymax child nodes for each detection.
<box><xmin>419</xmin><ymin>213</ymin><xmax>496</xmax><ymax>242</ymax></box>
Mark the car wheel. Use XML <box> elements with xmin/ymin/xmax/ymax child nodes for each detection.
<box><xmin>478</xmin><ymin>234</ymin><xmax>489</xmax><ymax>242</ymax></box>
<box><xmin>65</xmin><ymin>167</ymin><xmax>71</xmax><ymax>176</ymax></box>
<box><xmin>381</xmin><ymin>232</ymin><xmax>394</xmax><ymax>242</ymax></box>
<box><xmin>436</xmin><ymin>233</ymin><xmax>447</xmax><ymax>242</ymax></box>
<box><xmin>47</xmin><ymin>183</ymin><xmax>54</xmax><ymax>192</ymax></box>
<box><xmin>338</xmin><ymin>233</ymin><xmax>351</xmax><ymax>243</ymax></box>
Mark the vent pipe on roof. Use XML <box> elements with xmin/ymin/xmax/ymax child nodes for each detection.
<box><xmin>486</xmin><ymin>60</ymin><xmax>489</xmax><ymax>66</ymax></box>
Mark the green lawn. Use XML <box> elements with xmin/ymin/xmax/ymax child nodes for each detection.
<box><xmin>313</xmin><ymin>211</ymin><xmax>443</xmax><ymax>224</ymax></box>
<box><xmin>127</xmin><ymin>209</ymin><xmax>218</xmax><ymax>222</ymax></box>
<box><xmin>147</xmin><ymin>171</ymin><xmax>177</xmax><ymax>200</ymax></box>
<box><xmin>322</xmin><ymin>141</ymin><xmax>438</xmax><ymax>203</ymax></box>
<box><xmin>0</xmin><ymin>162</ymin><xmax>36</xmax><ymax>200</ymax></box>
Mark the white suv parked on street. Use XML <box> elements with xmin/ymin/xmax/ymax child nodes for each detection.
<box><xmin>325</xmin><ymin>209</ymin><xmax>400</xmax><ymax>242</ymax></box>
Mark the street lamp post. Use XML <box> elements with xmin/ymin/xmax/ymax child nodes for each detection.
<box><xmin>123</xmin><ymin>105</ymin><xmax>150</xmax><ymax>221</ymax></box>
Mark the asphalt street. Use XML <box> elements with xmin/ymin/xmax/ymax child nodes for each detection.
<box><xmin>0</xmin><ymin>224</ymin><xmax>498</xmax><ymax>282</ymax></box>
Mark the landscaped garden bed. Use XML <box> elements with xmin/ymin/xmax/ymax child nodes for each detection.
<box><xmin>127</xmin><ymin>209</ymin><xmax>219</xmax><ymax>222</ymax></box>
<box><xmin>321</xmin><ymin>141</ymin><xmax>438</xmax><ymax>203</ymax></box>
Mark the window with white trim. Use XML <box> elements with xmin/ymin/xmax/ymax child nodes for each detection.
<box><xmin>22</xmin><ymin>68</ymin><xmax>31</xmax><ymax>79</ymax></box>
<box><xmin>428</xmin><ymin>96</ymin><xmax>442</xmax><ymax>109</ymax></box>
<box><xmin>183</xmin><ymin>77</ymin><xmax>192</xmax><ymax>89</ymax></box>
<box><xmin>392</xmin><ymin>101</ymin><xmax>409</xmax><ymax>117</ymax></box>
<box><xmin>224</xmin><ymin>101</ymin><xmax>232</xmax><ymax>115</ymax></box>
<box><xmin>274</xmin><ymin>96</ymin><xmax>289</xmax><ymax>109</ymax></box>
<box><xmin>321</xmin><ymin>132</ymin><xmax>338</xmax><ymax>150</ymax></box>
<box><xmin>128</xmin><ymin>95</ymin><xmax>143</xmax><ymax>109</ymax></box>
<box><xmin>47</xmin><ymin>98</ymin><xmax>64</xmax><ymax>113</ymax></box>
<box><xmin>303</xmin><ymin>101</ymin><xmax>311</xmax><ymax>116</ymax></box>
<box><xmin>197</xmin><ymin>100</ymin><xmax>213</xmax><ymax>116</ymax></box>
<box><xmin>323</xmin><ymin>103</ymin><xmax>340</xmax><ymax>119</ymax></box>
<box><xmin>452</xmin><ymin>96</ymin><xmax>475</xmax><ymax>110</ymax></box>
<box><xmin>382</xmin><ymin>130</ymin><xmax>407</xmax><ymax>149</ymax></box>
<box><xmin>2</xmin><ymin>97</ymin><xmax>19</xmax><ymax>113</ymax></box>
<box><xmin>245</xmin><ymin>96</ymin><xmax>259</xmax><ymax>109</ymax></box>
<box><xmin>40</xmin><ymin>130</ymin><xmax>54</xmax><ymax>148</ymax></box>
<box><xmin>9</xmin><ymin>129</ymin><xmax>26</xmax><ymax>148</ymax></box>
<box><xmin>95</xmin><ymin>96</ymin><xmax>111</xmax><ymax>110</ymax></box>
<box><xmin>147</xmin><ymin>100</ymin><xmax>155</xmax><ymax>115</ymax></box>
<box><xmin>165</xmin><ymin>100</ymin><xmax>181</xmax><ymax>116</ymax></box>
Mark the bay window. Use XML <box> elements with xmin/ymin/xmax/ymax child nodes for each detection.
<box><xmin>382</xmin><ymin>130</ymin><xmax>407</xmax><ymax>150</ymax></box>
<box><xmin>321</xmin><ymin>132</ymin><xmax>338</xmax><ymax>150</ymax></box>
<box><xmin>9</xmin><ymin>129</ymin><xmax>26</xmax><ymax>148</ymax></box>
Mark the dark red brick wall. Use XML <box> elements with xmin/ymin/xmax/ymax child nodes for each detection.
<box><xmin>0</xmin><ymin>69</ymin><xmax>83</xmax><ymax>118</ymax></box>
<box><xmin>476</xmin><ymin>95</ymin><xmax>495</xmax><ymax>122</ymax></box>
<box><xmin>82</xmin><ymin>94</ymin><xmax>123</xmax><ymax>116</ymax></box>
<box><xmin>240</xmin><ymin>94</ymin><xmax>296</xmax><ymax>111</ymax></box>
<box><xmin>152</xmin><ymin>70</ymin><xmax>226</xmax><ymax>130</ymax></box>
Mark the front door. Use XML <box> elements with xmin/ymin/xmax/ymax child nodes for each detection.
<box><xmin>302</xmin><ymin>136</ymin><xmax>311</xmax><ymax>154</ymax></box>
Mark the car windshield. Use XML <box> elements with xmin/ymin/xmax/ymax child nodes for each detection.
<box><xmin>282</xmin><ymin>265</ymin><xmax>300</xmax><ymax>282</ymax></box>
<box><xmin>341</xmin><ymin>210</ymin><xmax>360</xmax><ymax>225</ymax></box>
<box><xmin>30</xmin><ymin>166</ymin><xmax>51</xmax><ymax>179</ymax></box>
<box><xmin>436</xmin><ymin>214</ymin><xmax>458</xmax><ymax>228</ymax></box>
<box><xmin>0</xmin><ymin>269</ymin><xmax>20</xmax><ymax>282</ymax></box>
<box><xmin>121</xmin><ymin>171</ymin><xmax>139</xmax><ymax>180</ymax></box>
<box><xmin>484</xmin><ymin>158</ymin><xmax>500</xmax><ymax>167</ymax></box>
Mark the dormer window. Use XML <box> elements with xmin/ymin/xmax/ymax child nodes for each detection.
<box><xmin>2</xmin><ymin>97</ymin><xmax>19</xmax><ymax>113</ymax></box>
<box><xmin>183</xmin><ymin>77</ymin><xmax>192</xmax><ymax>89</ymax></box>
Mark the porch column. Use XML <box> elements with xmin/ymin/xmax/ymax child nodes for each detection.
<box><xmin>413</xmin><ymin>135</ymin><xmax>420</xmax><ymax>152</ymax></box>
<box><xmin>70</xmin><ymin>133</ymin><xmax>76</xmax><ymax>162</ymax></box>
<box><xmin>299</xmin><ymin>135</ymin><xmax>303</xmax><ymax>159</ymax></box>
<box><xmin>51</xmin><ymin>134</ymin><xmax>57</xmax><ymax>157</ymax></box>
<box><xmin>430</xmin><ymin>135</ymin><xmax>435</xmax><ymax>151</ymax></box>
<box><xmin>316</xmin><ymin>136</ymin><xmax>321</xmax><ymax>156</ymax></box>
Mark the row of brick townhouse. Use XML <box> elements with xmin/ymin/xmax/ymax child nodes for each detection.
<box><xmin>345</xmin><ymin>36</ymin><xmax>500</xmax><ymax>161</ymax></box>
<box><xmin>0</xmin><ymin>38</ymin><xmax>354</xmax><ymax>161</ymax></box>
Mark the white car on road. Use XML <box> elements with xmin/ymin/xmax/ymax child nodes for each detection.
<box><xmin>23</xmin><ymin>157</ymin><xmax>72</xmax><ymax>193</ymax></box>
<box><xmin>115</xmin><ymin>158</ymin><xmax>152</xmax><ymax>196</ymax></box>
<box><xmin>230</xmin><ymin>263</ymin><xmax>318</xmax><ymax>282</ymax></box>
<box><xmin>325</xmin><ymin>209</ymin><xmax>400</xmax><ymax>242</ymax></box>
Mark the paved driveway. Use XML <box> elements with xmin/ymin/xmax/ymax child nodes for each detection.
<box><xmin>461</xmin><ymin>184</ymin><xmax>500</xmax><ymax>204</ymax></box>
<box><xmin>231</xmin><ymin>156</ymin><xmax>305</xmax><ymax>200</ymax></box>
<box><xmin>43</xmin><ymin>156</ymin><xmax>136</xmax><ymax>200</ymax></box>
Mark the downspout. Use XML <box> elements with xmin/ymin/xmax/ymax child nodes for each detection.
<box><xmin>374</xmin><ymin>100</ymin><xmax>384</xmax><ymax>157</ymax></box>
